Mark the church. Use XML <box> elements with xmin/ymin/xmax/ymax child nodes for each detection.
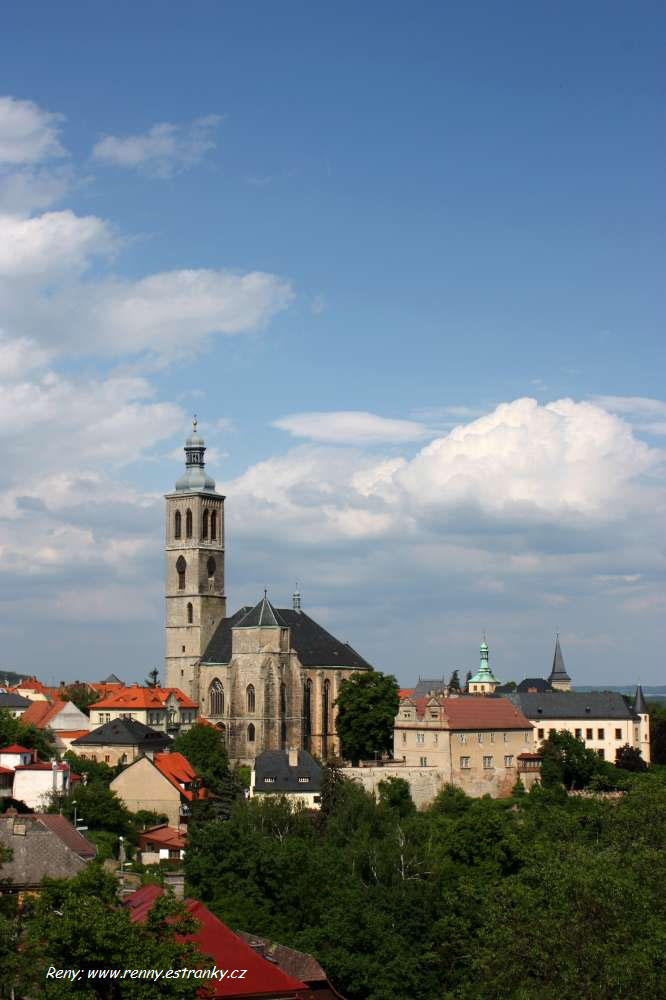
<box><xmin>164</xmin><ymin>421</ymin><xmax>372</xmax><ymax>764</ymax></box>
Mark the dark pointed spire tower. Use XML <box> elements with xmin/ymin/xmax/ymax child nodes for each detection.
<box><xmin>164</xmin><ymin>418</ymin><xmax>226</xmax><ymax>698</ymax></box>
<box><xmin>633</xmin><ymin>684</ymin><xmax>652</xmax><ymax>763</ymax></box>
<box><xmin>548</xmin><ymin>634</ymin><xmax>571</xmax><ymax>691</ymax></box>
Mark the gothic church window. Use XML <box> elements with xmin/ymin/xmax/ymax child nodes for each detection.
<box><xmin>176</xmin><ymin>556</ymin><xmax>186</xmax><ymax>590</ymax></box>
<box><xmin>186</xmin><ymin>509</ymin><xmax>193</xmax><ymax>538</ymax></box>
<box><xmin>322</xmin><ymin>679</ymin><xmax>330</xmax><ymax>757</ymax></box>
<box><xmin>303</xmin><ymin>679</ymin><xmax>312</xmax><ymax>752</ymax></box>
<box><xmin>246</xmin><ymin>684</ymin><xmax>255</xmax><ymax>713</ymax></box>
<box><xmin>247</xmin><ymin>723</ymin><xmax>255</xmax><ymax>742</ymax></box>
<box><xmin>202</xmin><ymin>509</ymin><xmax>209</xmax><ymax>539</ymax></box>
<box><xmin>187</xmin><ymin>602</ymin><xmax>193</xmax><ymax>624</ymax></box>
<box><xmin>209</xmin><ymin>679</ymin><xmax>224</xmax><ymax>716</ymax></box>
<box><xmin>174</xmin><ymin>510</ymin><xmax>181</xmax><ymax>539</ymax></box>
<box><xmin>280</xmin><ymin>683</ymin><xmax>286</xmax><ymax>715</ymax></box>
<box><xmin>211</xmin><ymin>510</ymin><xmax>217</xmax><ymax>540</ymax></box>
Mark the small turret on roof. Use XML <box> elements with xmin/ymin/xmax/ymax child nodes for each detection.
<box><xmin>633</xmin><ymin>684</ymin><xmax>649</xmax><ymax>715</ymax></box>
<box><xmin>548</xmin><ymin>635</ymin><xmax>571</xmax><ymax>691</ymax></box>
<box><xmin>468</xmin><ymin>638</ymin><xmax>500</xmax><ymax>694</ymax></box>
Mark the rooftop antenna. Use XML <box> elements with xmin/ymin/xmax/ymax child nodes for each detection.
<box><xmin>293</xmin><ymin>580</ymin><xmax>301</xmax><ymax>611</ymax></box>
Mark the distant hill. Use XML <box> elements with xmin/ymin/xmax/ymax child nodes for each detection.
<box><xmin>573</xmin><ymin>685</ymin><xmax>666</xmax><ymax>695</ymax></box>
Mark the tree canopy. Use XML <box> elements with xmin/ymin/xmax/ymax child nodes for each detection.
<box><xmin>334</xmin><ymin>670</ymin><xmax>399</xmax><ymax>764</ymax></box>
<box><xmin>0</xmin><ymin>707</ymin><xmax>57</xmax><ymax>761</ymax></box>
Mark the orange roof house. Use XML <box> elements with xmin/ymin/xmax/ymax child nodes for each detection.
<box><xmin>89</xmin><ymin>686</ymin><xmax>198</xmax><ymax>737</ymax></box>
<box><xmin>20</xmin><ymin>699</ymin><xmax>91</xmax><ymax>752</ymax></box>
<box><xmin>109</xmin><ymin>751</ymin><xmax>205</xmax><ymax>828</ymax></box>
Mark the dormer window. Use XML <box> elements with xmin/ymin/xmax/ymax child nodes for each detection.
<box><xmin>298</xmin><ymin>776</ymin><xmax>309</xmax><ymax>783</ymax></box>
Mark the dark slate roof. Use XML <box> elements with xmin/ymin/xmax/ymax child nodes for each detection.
<box><xmin>633</xmin><ymin>685</ymin><xmax>649</xmax><ymax>715</ymax></box>
<box><xmin>0</xmin><ymin>814</ymin><xmax>90</xmax><ymax>888</ymax></box>
<box><xmin>236</xmin><ymin>596</ymin><xmax>287</xmax><ymax>628</ymax></box>
<box><xmin>548</xmin><ymin>636</ymin><xmax>571</xmax><ymax>683</ymax></box>
<box><xmin>516</xmin><ymin>677</ymin><xmax>553</xmax><ymax>693</ymax></box>
<box><xmin>202</xmin><ymin>607</ymin><xmax>372</xmax><ymax>670</ymax></box>
<box><xmin>253</xmin><ymin>750</ymin><xmax>322</xmax><ymax>793</ymax></box>
<box><xmin>71</xmin><ymin>719</ymin><xmax>171</xmax><ymax>748</ymax></box>
<box><xmin>0</xmin><ymin>691</ymin><xmax>31</xmax><ymax>709</ymax></box>
<box><xmin>413</xmin><ymin>678</ymin><xmax>448</xmax><ymax>697</ymax></box>
<box><xmin>508</xmin><ymin>691</ymin><xmax>637</xmax><ymax>721</ymax></box>
<box><xmin>101</xmin><ymin>672</ymin><xmax>122</xmax><ymax>684</ymax></box>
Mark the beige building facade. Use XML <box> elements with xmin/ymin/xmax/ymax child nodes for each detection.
<box><xmin>110</xmin><ymin>752</ymin><xmax>201</xmax><ymax>828</ymax></box>
<box><xmin>394</xmin><ymin>695</ymin><xmax>538</xmax><ymax>798</ymax></box>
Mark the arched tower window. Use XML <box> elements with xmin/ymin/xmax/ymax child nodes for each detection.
<box><xmin>247</xmin><ymin>722</ymin><xmax>255</xmax><ymax>743</ymax></box>
<box><xmin>280</xmin><ymin>720</ymin><xmax>287</xmax><ymax>749</ymax></box>
<box><xmin>303</xmin><ymin>679</ymin><xmax>312</xmax><ymax>752</ymax></box>
<box><xmin>202</xmin><ymin>509</ymin><xmax>209</xmax><ymax>539</ymax></box>
<box><xmin>211</xmin><ymin>510</ymin><xmax>217</xmax><ymax>540</ymax></box>
<box><xmin>187</xmin><ymin>602</ymin><xmax>193</xmax><ymax>624</ymax></box>
<box><xmin>209</xmin><ymin>679</ymin><xmax>224</xmax><ymax>716</ymax></box>
<box><xmin>185</xmin><ymin>509</ymin><xmax>193</xmax><ymax>538</ymax></box>
<box><xmin>176</xmin><ymin>556</ymin><xmax>186</xmax><ymax>590</ymax></box>
<box><xmin>207</xmin><ymin>557</ymin><xmax>216</xmax><ymax>578</ymax></box>
<box><xmin>280</xmin><ymin>682</ymin><xmax>286</xmax><ymax>716</ymax></box>
<box><xmin>174</xmin><ymin>510</ymin><xmax>181</xmax><ymax>539</ymax></box>
<box><xmin>322</xmin><ymin>679</ymin><xmax>330</xmax><ymax>757</ymax></box>
<box><xmin>246</xmin><ymin>684</ymin><xmax>255</xmax><ymax>713</ymax></box>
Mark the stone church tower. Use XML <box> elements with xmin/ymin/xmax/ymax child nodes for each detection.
<box><xmin>165</xmin><ymin>419</ymin><xmax>373</xmax><ymax>765</ymax></box>
<box><xmin>164</xmin><ymin>420</ymin><xmax>226</xmax><ymax>698</ymax></box>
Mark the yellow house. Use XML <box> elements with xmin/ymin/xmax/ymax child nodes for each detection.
<box><xmin>110</xmin><ymin>752</ymin><xmax>202</xmax><ymax>827</ymax></box>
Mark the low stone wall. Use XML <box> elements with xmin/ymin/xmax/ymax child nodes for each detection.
<box><xmin>346</xmin><ymin>764</ymin><xmax>540</xmax><ymax>807</ymax></box>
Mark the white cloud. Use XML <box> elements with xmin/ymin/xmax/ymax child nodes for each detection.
<box><xmin>0</xmin><ymin>210</ymin><xmax>115</xmax><ymax>277</ymax></box>
<box><xmin>0</xmin><ymin>96</ymin><xmax>65</xmax><ymax>165</ymax></box>
<box><xmin>0</xmin><ymin>333</ymin><xmax>52</xmax><ymax>379</ymax></box>
<box><xmin>593</xmin><ymin>395</ymin><xmax>666</xmax><ymax>418</ymax></box>
<box><xmin>92</xmin><ymin>115</ymin><xmax>223</xmax><ymax>177</ymax></box>
<box><xmin>0</xmin><ymin>165</ymin><xmax>71</xmax><ymax>213</ymax></box>
<box><xmin>273</xmin><ymin>410</ymin><xmax>433</xmax><ymax>445</ymax></box>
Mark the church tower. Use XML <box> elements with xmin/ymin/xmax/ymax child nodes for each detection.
<box><xmin>164</xmin><ymin>419</ymin><xmax>226</xmax><ymax>699</ymax></box>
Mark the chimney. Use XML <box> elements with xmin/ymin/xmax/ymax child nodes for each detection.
<box><xmin>288</xmin><ymin>747</ymin><xmax>298</xmax><ymax>767</ymax></box>
<box><xmin>163</xmin><ymin>871</ymin><xmax>185</xmax><ymax>900</ymax></box>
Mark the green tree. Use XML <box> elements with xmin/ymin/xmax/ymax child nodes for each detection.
<box><xmin>448</xmin><ymin>670</ymin><xmax>461</xmax><ymax>692</ymax></box>
<box><xmin>172</xmin><ymin>722</ymin><xmax>241</xmax><ymax>818</ymax></box>
<box><xmin>50</xmin><ymin>781</ymin><xmax>132</xmax><ymax>837</ymax></box>
<box><xmin>649</xmin><ymin>702</ymin><xmax>666</xmax><ymax>765</ymax></box>
<box><xmin>63</xmin><ymin>750</ymin><xmax>115</xmax><ymax>785</ymax></box>
<box><xmin>62</xmin><ymin>684</ymin><xmax>100</xmax><ymax>717</ymax></box>
<box><xmin>464</xmin><ymin>670</ymin><xmax>472</xmax><ymax>690</ymax></box>
<box><xmin>377</xmin><ymin>777</ymin><xmax>415</xmax><ymax>818</ymax></box>
<box><xmin>0</xmin><ymin>708</ymin><xmax>57</xmax><ymax>760</ymax></box>
<box><xmin>540</xmin><ymin>729</ymin><xmax>602</xmax><ymax>790</ymax></box>
<box><xmin>17</xmin><ymin>865</ymin><xmax>204</xmax><ymax>998</ymax></box>
<box><xmin>615</xmin><ymin>743</ymin><xmax>648</xmax><ymax>772</ymax></box>
<box><xmin>335</xmin><ymin>670</ymin><xmax>399</xmax><ymax>765</ymax></box>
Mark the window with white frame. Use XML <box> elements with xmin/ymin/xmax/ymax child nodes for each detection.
<box><xmin>504</xmin><ymin>755</ymin><xmax>514</xmax><ymax>767</ymax></box>
<box><xmin>458</xmin><ymin>733</ymin><xmax>466</xmax><ymax>744</ymax></box>
<box><xmin>490</xmin><ymin>732</ymin><xmax>495</xmax><ymax>743</ymax></box>
<box><xmin>460</xmin><ymin>756</ymin><xmax>470</xmax><ymax>769</ymax></box>
<box><xmin>433</xmin><ymin>733</ymin><xmax>438</xmax><ymax>744</ymax></box>
<box><xmin>419</xmin><ymin>756</ymin><xmax>427</xmax><ymax>766</ymax></box>
<box><xmin>477</xmin><ymin>732</ymin><xmax>484</xmax><ymax>743</ymax></box>
<box><xmin>483</xmin><ymin>756</ymin><xmax>493</xmax><ymax>769</ymax></box>
<box><xmin>503</xmin><ymin>732</ymin><xmax>508</xmax><ymax>742</ymax></box>
<box><xmin>416</xmin><ymin>732</ymin><xmax>425</xmax><ymax>744</ymax></box>
<box><xmin>401</xmin><ymin>732</ymin><xmax>407</xmax><ymax>744</ymax></box>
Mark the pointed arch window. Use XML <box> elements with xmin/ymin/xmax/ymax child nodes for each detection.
<box><xmin>280</xmin><ymin>720</ymin><xmax>287</xmax><ymax>749</ymax></box>
<box><xmin>247</xmin><ymin>722</ymin><xmax>255</xmax><ymax>743</ymax></box>
<box><xmin>209</xmin><ymin>679</ymin><xmax>224</xmax><ymax>716</ymax></box>
<box><xmin>187</xmin><ymin>602</ymin><xmax>193</xmax><ymax>624</ymax></box>
<box><xmin>202</xmin><ymin>509</ymin><xmax>209</xmax><ymax>540</ymax></box>
<box><xmin>303</xmin><ymin>679</ymin><xmax>312</xmax><ymax>752</ymax></box>
<box><xmin>246</xmin><ymin>684</ymin><xmax>255</xmax><ymax>713</ymax></box>
<box><xmin>185</xmin><ymin>509</ymin><xmax>193</xmax><ymax>539</ymax></box>
<box><xmin>174</xmin><ymin>510</ymin><xmax>182</xmax><ymax>539</ymax></box>
<box><xmin>207</xmin><ymin>557</ymin><xmax>216</xmax><ymax>578</ymax></box>
<box><xmin>280</xmin><ymin>682</ymin><xmax>286</xmax><ymax>716</ymax></box>
<box><xmin>211</xmin><ymin>510</ymin><xmax>217</xmax><ymax>541</ymax></box>
<box><xmin>176</xmin><ymin>556</ymin><xmax>186</xmax><ymax>590</ymax></box>
<box><xmin>322</xmin><ymin>679</ymin><xmax>330</xmax><ymax>756</ymax></box>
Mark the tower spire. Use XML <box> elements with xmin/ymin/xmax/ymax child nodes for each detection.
<box><xmin>173</xmin><ymin>418</ymin><xmax>217</xmax><ymax>494</ymax></box>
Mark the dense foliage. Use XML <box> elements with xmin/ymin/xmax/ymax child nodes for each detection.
<box><xmin>184</xmin><ymin>765</ymin><xmax>666</xmax><ymax>1000</ymax></box>
<box><xmin>0</xmin><ymin>707</ymin><xmax>57</xmax><ymax>763</ymax></box>
<box><xmin>172</xmin><ymin>722</ymin><xmax>243</xmax><ymax>819</ymax></box>
<box><xmin>0</xmin><ymin>865</ymin><xmax>204</xmax><ymax>998</ymax></box>
<box><xmin>334</xmin><ymin>670</ymin><xmax>399</xmax><ymax>764</ymax></box>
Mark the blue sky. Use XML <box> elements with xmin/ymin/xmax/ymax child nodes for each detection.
<box><xmin>0</xmin><ymin>2</ymin><xmax>664</xmax><ymax>687</ymax></box>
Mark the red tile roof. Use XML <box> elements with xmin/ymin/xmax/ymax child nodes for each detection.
<box><xmin>125</xmin><ymin>886</ymin><xmax>307</xmax><ymax>998</ymax></box>
<box><xmin>0</xmin><ymin>744</ymin><xmax>31</xmax><ymax>754</ymax></box>
<box><xmin>90</xmin><ymin>685</ymin><xmax>197</xmax><ymax>710</ymax></box>
<box><xmin>401</xmin><ymin>696</ymin><xmax>532</xmax><ymax>731</ymax></box>
<box><xmin>139</xmin><ymin>825</ymin><xmax>186</xmax><ymax>850</ymax></box>
<box><xmin>153</xmin><ymin>752</ymin><xmax>203</xmax><ymax>802</ymax></box>
<box><xmin>21</xmin><ymin>699</ymin><xmax>67</xmax><ymax>728</ymax></box>
<box><xmin>54</xmin><ymin>729</ymin><xmax>90</xmax><ymax>740</ymax></box>
<box><xmin>0</xmin><ymin>765</ymin><xmax>14</xmax><ymax>775</ymax></box>
<box><xmin>15</xmin><ymin>761</ymin><xmax>69</xmax><ymax>771</ymax></box>
<box><xmin>398</xmin><ymin>688</ymin><xmax>415</xmax><ymax>699</ymax></box>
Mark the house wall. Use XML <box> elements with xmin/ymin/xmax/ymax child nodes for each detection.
<box><xmin>51</xmin><ymin>702</ymin><xmax>91</xmax><ymax>732</ymax></box>
<box><xmin>71</xmin><ymin>743</ymin><xmax>146</xmax><ymax>767</ymax></box>
<box><xmin>529</xmin><ymin>714</ymin><xmax>649</xmax><ymax>764</ymax></box>
<box><xmin>110</xmin><ymin>757</ymin><xmax>182</xmax><ymax>826</ymax></box>
<box><xmin>13</xmin><ymin>767</ymin><xmax>69</xmax><ymax>810</ymax></box>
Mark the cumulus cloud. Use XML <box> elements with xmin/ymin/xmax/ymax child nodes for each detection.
<box><xmin>92</xmin><ymin>115</ymin><xmax>223</xmax><ymax>177</ymax></box>
<box><xmin>273</xmin><ymin>410</ymin><xmax>433</xmax><ymax>445</ymax></box>
<box><xmin>594</xmin><ymin>395</ymin><xmax>666</xmax><ymax>436</ymax></box>
<box><xmin>0</xmin><ymin>210</ymin><xmax>116</xmax><ymax>277</ymax></box>
<box><xmin>0</xmin><ymin>96</ymin><xmax>65</xmax><ymax>165</ymax></box>
<box><xmin>228</xmin><ymin>398</ymin><xmax>664</xmax><ymax>548</ymax></box>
